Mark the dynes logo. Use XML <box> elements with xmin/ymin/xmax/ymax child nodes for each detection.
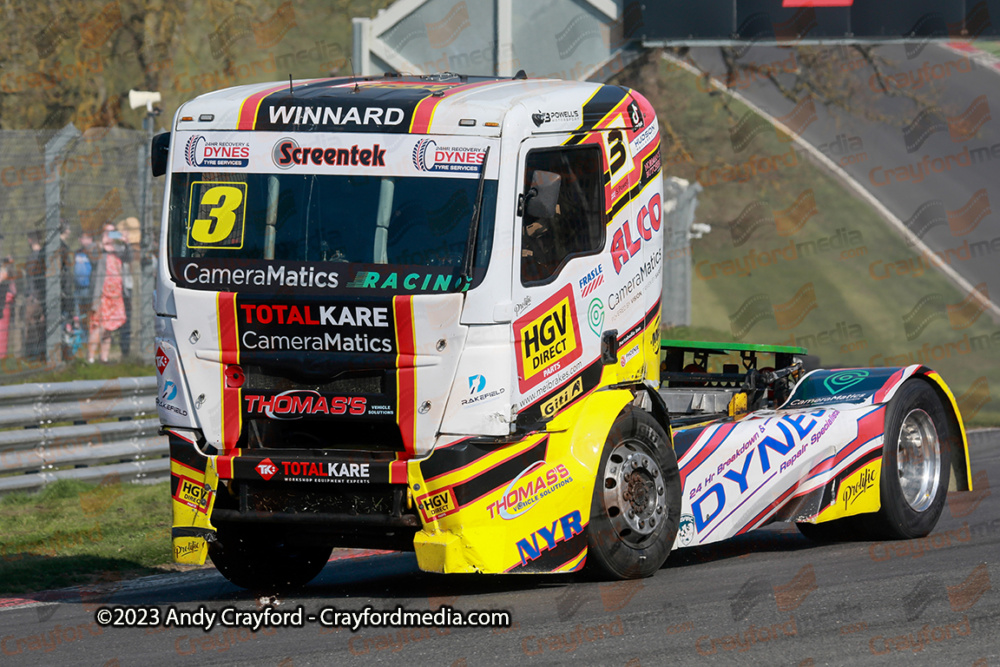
<box><xmin>488</xmin><ymin>460</ymin><xmax>573</xmax><ymax>519</ymax></box>
<box><xmin>184</xmin><ymin>135</ymin><xmax>250</xmax><ymax>168</ymax></box>
<box><xmin>272</xmin><ymin>137</ymin><xmax>385</xmax><ymax>169</ymax></box>
<box><xmin>267</xmin><ymin>104</ymin><xmax>405</xmax><ymax>127</ymax></box>
<box><xmin>412</xmin><ymin>139</ymin><xmax>485</xmax><ymax>174</ymax></box>
<box><xmin>244</xmin><ymin>390</ymin><xmax>367</xmax><ymax>419</ymax></box>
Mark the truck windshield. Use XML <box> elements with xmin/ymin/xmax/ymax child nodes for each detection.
<box><xmin>167</xmin><ymin>171</ymin><xmax>497</xmax><ymax>287</ymax></box>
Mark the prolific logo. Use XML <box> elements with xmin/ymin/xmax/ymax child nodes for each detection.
<box><xmin>184</xmin><ymin>135</ymin><xmax>250</xmax><ymax>168</ymax></box>
<box><xmin>587</xmin><ymin>298</ymin><xmax>604</xmax><ymax>338</ymax></box>
<box><xmin>411</xmin><ymin>138</ymin><xmax>486</xmax><ymax>173</ymax></box>
<box><xmin>155</xmin><ymin>347</ymin><xmax>169</xmax><ymax>374</ymax></box>
<box><xmin>842</xmin><ymin>466</ymin><xmax>877</xmax><ymax>506</ymax></box>
<box><xmin>256</xmin><ymin>458</ymin><xmax>278</xmax><ymax>481</ymax></box>
<box><xmin>823</xmin><ymin>369</ymin><xmax>869</xmax><ymax>395</ymax></box>
<box><xmin>514</xmin><ymin>285</ymin><xmax>583</xmax><ymax>392</ymax></box>
<box><xmin>578</xmin><ymin>264</ymin><xmax>604</xmax><ymax>297</ymax></box>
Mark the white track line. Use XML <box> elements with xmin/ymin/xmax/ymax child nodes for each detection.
<box><xmin>661</xmin><ymin>50</ymin><xmax>1000</xmax><ymax>321</ymax></box>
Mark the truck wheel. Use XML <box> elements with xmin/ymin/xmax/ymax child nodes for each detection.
<box><xmin>862</xmin><ymin>379</ymin><xmax>951</xmax><ymax>539</ymax></box>
<box><xmin>587</xmin><ymin>406</ymin><xmax>681</xmax><ymax>579</ymax></box>
<box><xmin>209</xmin><ymin>524</ymin><xmax>333</xmax><ymax>591</ymax></box>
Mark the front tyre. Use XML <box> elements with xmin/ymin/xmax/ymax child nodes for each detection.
<box><xmin>862</xmin><ymin>379</ymin><xmax>952</xmax><ymax>540</ymax></box>
<box><xmin>209</xmin><ymin>524</ymin><xmax>333</xmax><ymax>592</ymax></box>
<box><xmin>587</xmin><ymin>406</ymin><xmax>681</xmax><ymax>579</ymax></box>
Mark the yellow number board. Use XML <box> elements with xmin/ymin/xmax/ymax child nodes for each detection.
<box><xmin>186</xmin><ymin>182</ymin><xmax>247</xmax><ymax>250</ymax></box>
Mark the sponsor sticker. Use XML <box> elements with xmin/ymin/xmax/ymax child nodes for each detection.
<box><xmin>244</xmin><ymin>391</ymin><xmax>373</xmax><ymax>419</ymax></box>
<box><xmin>156</xmin><ymin>347</ymin><xmax>169</xmax><ymax>374</ymax></box>
<box><xmin>514</xmin><ymin>285</ymin><xmax>583</xmax><ymax>392</ymax></box>
<box><xmin>540</xmin><ymin>376</ymin><xmax>583</xmax><ymax>418</ymax></box>
<box><xmin>256</xmin><ymin>458</ymin><xmax>278</xmax><ymax>481</ymax></box>
<box><xmin>487</xmin><ymin>461</ymin><xmax>573</xmax><ymax>519</ymax></box>
<box><xmin>174</xmin><ymin>476</ymin><xmax>211</xmax><ymax>513</ymax></box>
<box><xmin>186</xmin><ymin>181</ymin><xmax>247</xmax><ymax>250</ymax></box>
<box><xmin>412</xmin><ymin>139</ymin><xmax>485</xmax><ymax>173</ymax></box>
<box><xmin>416</xmin><ymin>487</ymin><xmax>457</xmax><ymax>522</ymax></box>
<box><xmin>184</xmin><ymin>135</ymin><xmax>250</xmax><ymax>168</ymax></box>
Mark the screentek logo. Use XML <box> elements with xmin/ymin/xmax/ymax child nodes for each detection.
<box><xmin>184</xmin><ymin>135</ymin><xmax>250</xmax><ymax>168</ymax></box>
<box><xmin>272</xmin><ymin>137</ymin><xmax>386</xmax><ymax>169</ymax></box>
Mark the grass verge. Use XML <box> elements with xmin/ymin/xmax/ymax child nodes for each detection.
<box><xmin>0</xmin><ymin>479</ymin><xmax>182</xmax><ymax>596</ymax></box>
<box><xmin>614</xmin><ymin>51</ymin><xmax>999</xmax><ymax>426</ymax></box>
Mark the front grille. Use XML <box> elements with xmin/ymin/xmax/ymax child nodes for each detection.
<box><xmin>244</xmin><ymin>366</ymin><xmax>384</xmax><ymax>393</ymax></box>
<box><xmin>244</xmin><ymin>481</ymin><xmax>405</xmax><ymax>516</ymax></box>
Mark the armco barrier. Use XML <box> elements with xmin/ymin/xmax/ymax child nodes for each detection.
<box><xmin>0</xmin><ymin>377</ymin><xmax>168</xmax><ymax>494</ymax></box>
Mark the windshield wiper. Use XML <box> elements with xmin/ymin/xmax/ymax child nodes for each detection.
<box><xmin>460</xmin><ymin>146</ymin><xmax>490</xmax><ymax>285</ymax></box>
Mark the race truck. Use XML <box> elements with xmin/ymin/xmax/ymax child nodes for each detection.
<box><xmin>151</xmin><ymin>73</ymin><xmax>972</xmax><ymax>589</ymax></box>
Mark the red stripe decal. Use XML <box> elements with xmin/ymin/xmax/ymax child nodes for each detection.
<box><xmin>216</xmin><ymin>454</ymin><xmax>235</xmax><ymax>479</ymax></box>
<box><xmin>680</xmin><ymin>422</ymin><xmax>738</xmax><ymax>481</ymax></box>
<box><xmin>217</xmin><ymin>292</ymin><xmax>241</xmax><ymax>450</ymax></box>
<box><xmin>237</xmin><ymin>84</ymin><xmax>291</xmax><ymax>130</ymax></box>
<box><xmin>390</xmin><ymin>460</ymin><xmax>408</xmax><ymax>485</ymax></box>
<box><xmin>873</xmin><ymin>368</ymin><xmax>907</xmax><ymax>404</ymax></box>
<box><xmin>394</xmin><ymin>296</ymin><xmax>417</xmax><ymax>457</ymax></box>
<box><xmin>409</xmin><ymin>81</ymin><xmax>500</xmax><ymax>134</ymax></box>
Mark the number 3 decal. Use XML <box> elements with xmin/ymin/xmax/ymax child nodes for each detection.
<box><xmin>187</xmin><ymin>182</ymin><xmax>247</xmax><ymax>249</ymax></box>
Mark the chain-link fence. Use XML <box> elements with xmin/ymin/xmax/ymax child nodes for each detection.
<box><xmin>0</xmin><ymin>124</ymin><xmax>162</xmax><ymax>380</ymax></box>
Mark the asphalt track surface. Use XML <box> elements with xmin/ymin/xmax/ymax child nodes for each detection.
<box><xmin>686</xmin><ymin>42</ymin><xmax>1000</xmax><ymax>309</ymax></box>
<box><xmin>0</xmin><ymin>429</ymin><xmax>996</xmax><ymax>666</ymax></box>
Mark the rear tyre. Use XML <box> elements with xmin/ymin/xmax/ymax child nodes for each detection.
<box><xmin>208</xmin><ymin>524</ymin><xmax>332</xmax><ymax>592</ymax></box>
<box><xmin>587</xmin><ymin>406</ymin><xmax>681</xmax><ymax>579</ymax></box>
<box><xmin>862</xmin><ymin>379</ymin><xmax>951</xmax><ymax>539</ymax></box>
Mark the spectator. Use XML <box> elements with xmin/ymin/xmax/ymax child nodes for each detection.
<box><xmin>58</xmin><ymin>224</ymin><xmax>76</xmax><ymax>361</ymax></box>
<box><xmin>0</xmin><ymin>257</ymin><xmax>17</xmax><ymax>359</ymax></box>
<box><xmin>74</xmin><ymin>232</ymin><xmax>95</xmax><ymax>327</ymax></box>
<box><xmin>23</xmin><ymin>231</ymin><xmax>46</xmax><ymax>362</ymax></box>
<box><xmin>87</xmin><ymin>231</ymin><xmax>127</xmax><ymax>363</ymax></box>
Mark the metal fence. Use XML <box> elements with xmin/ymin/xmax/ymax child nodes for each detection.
<box><xmin>0</xmin><ymin>124</ymin><xmax>163</xmax><ymax>380</ymax></box>
<box><xmin>0</xmin><ymin>376</ymin><xmax>167</xmax><ymax>495</ymax></box>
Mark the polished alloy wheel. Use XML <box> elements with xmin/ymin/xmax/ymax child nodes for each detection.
<box><xmin>896</xmin><ymin>408</ymin><xmax>941</xmax><ymax>512</ymax></box>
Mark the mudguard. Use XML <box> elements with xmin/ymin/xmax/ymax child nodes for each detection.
<box><xmin>410</xmin><ymin>387</ymin><xmax>633</xmax><ymax>574</ymax></box>
<box><xmin>670</xmin><ymin>365</ymin><xmax>970</xmax><ymax>550</ymax></box>
<box><xmin>167</xmin><ymin>430</ymin><xmax>219</xmax><ymax>565</ymax></box>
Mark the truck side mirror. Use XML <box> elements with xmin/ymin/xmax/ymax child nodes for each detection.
<box><xmin>151</xmin><ymin>132</ymin><xmax>171</xmax><ymax>177</ymax></box>
<box><xmin>521</xmin><ymin>170</ymin><xmax>561</xmax><ymax>218</ymax></box>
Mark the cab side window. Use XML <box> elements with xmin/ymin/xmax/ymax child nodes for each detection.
<box><xmin>520</xmin><ymin>145</ymin><xmax>605</xmax><ymax>285</ymax></box>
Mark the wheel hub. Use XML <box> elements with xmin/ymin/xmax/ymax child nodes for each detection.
<box><xmin>603</xmin><ymin>441</ymin><xmax>668</xmax><ymax>547</ymax></box>
<box><xmin>896</xmin><ymin>408</ymin><xmax>941</xmax><ymax>512</ymax></box>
